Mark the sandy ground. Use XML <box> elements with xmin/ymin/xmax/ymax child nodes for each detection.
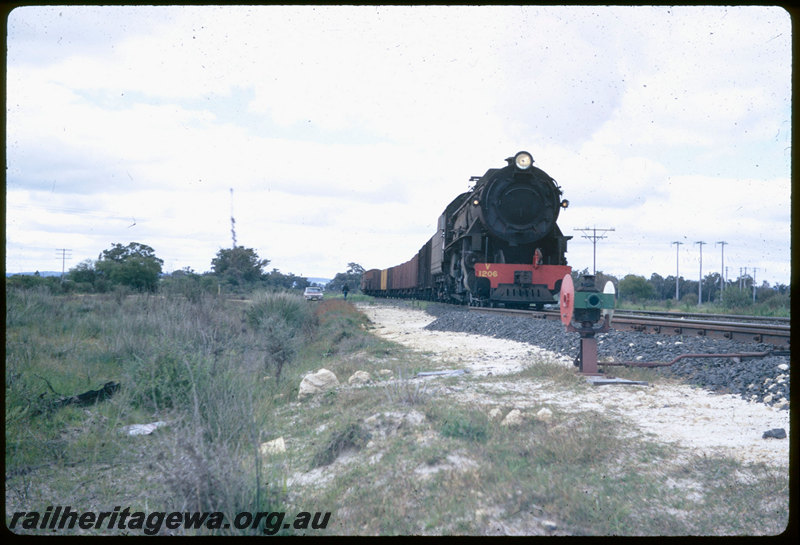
<box><xmin>358</xmin><ymin>303</ymin><xmax>790</xmax><ymax>469</ymax></box>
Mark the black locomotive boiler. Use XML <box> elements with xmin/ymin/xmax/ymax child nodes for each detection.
<box><xmin>361</xmin><ymin>151</ymin><xmax>572</xmax><ymax>308</ymax></box>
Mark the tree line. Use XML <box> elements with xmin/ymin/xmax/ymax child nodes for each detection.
<box><xmin>577</xmin><ymin>268</ymin><xmax>789</xmax><ymax>310</ymax></box>
<box><xmin>7</xmin><ymin>243</ymin><xmax>786</xmax><ymax>313</ymax></box>
<box><xmin>6</xmin><ymin>242</ymin><xmax>330</xmax><ymax>297</ymax></box>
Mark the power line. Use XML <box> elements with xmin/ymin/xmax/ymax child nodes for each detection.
<box><xmin>574</xmin><ymin>226</ymin><xmax>615</xmax><ymax>275</ymax></box>
<box><xmin>8</xmin><ymin>203</ymin><xmax>145</xmax><ymax>223</ymax></box>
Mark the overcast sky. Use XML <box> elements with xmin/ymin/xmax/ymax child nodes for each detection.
<box><xmin>5</xmin><ymin>5</ymin><xmax>792</xmax><ymax>286</ymax></box>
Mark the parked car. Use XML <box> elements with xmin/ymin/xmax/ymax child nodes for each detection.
<box><xmin>303</xmin><ymin>286</ymin><xmax>324</xmax><ymax>301</ymax></box>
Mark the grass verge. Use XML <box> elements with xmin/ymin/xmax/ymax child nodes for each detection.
<box><xmin>5</xmin><ymin>290</ymin><xmax>789</xmax><ymax>536</ymax></box>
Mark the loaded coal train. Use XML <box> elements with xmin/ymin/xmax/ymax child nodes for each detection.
<box><xmin>361</xmin><ymin>151</ymin><xmax>572</xmax><ymax>308</ymax></box>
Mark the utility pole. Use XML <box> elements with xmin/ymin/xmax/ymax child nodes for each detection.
<box><xmin>672</xmin><ymin>241</ymin><xmax>683</xmax><ymax>300</ymax></box>
<box><xmin>574</xmin><ymin>226</ymin><xmax>615</xmax><ymax>274</ymax></box>
<box><xmin>695</xmin><ymin>241</ymin><xmax>706</xmax><ymax>304</ymax></box>
<box><xmin>56</xmin><ymin>248</ymin><xmax>72</xmax><ymax>281</ymax></box>
<box><xmin>752</xmin><ymin>267</ymin><xmax>759</xmax><ymax>303</ymax></box>
<box><xmin>716</xmin><ymin>241</ymin><xmax>727</xmax><ymax>303</ymax></box>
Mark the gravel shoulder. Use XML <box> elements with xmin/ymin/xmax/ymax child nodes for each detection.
<box><xmin>358</xmin><ymin>302</ymin><xmax>790</xmax><ymax>469</ymax></box>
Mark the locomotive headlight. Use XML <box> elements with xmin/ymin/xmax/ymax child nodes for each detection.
<box><xmin>560</xmin><ymin>199</ymin><xmax>570</xmax><ymax>208</ymax></box>
<box><xmin>472</xmin><ymin>198</ymin><xmax>480</xmax><ymax>206</ymax></box>
<box><xmin>514</xmin><ymin>151</ymin><xmax>533</xmax><ymax>170</ymax></box>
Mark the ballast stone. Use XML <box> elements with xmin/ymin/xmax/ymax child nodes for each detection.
<box><xmin>762</xmin><ymin>428</ymin><xmax>786</xmax><ymax>440</ymax></box>
<box><xmin>298</xmin><ymin>368</ymin><xmax>339</xmax><ymax>399</ymax></box>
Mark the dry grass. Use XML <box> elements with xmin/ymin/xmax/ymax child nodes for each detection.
<box><xmin>5</xmin><ymin>290</ymin><xmax>789</xmax><ymax>536</ymax></box>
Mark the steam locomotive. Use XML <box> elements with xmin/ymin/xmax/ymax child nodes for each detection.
<box><xmin>361</xmin><ymin>151</ymin><xmax>572</xmax><ymax>308</ymax></box>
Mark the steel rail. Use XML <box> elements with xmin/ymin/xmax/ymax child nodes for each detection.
<box><xmin>600</xmin><ymin>350</ymin><xmax>789</xmax><ymax>368</ymax></box>
<box><xmin>468</xmin><ymin>307</ymin><xmax>790</xmax><ymax>348</ymax></box>
<box><xmin>611</xmin><ymin>308</ymin><xmax>790</xmax><ymax>324</ymax></box>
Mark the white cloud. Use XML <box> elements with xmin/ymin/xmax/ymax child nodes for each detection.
<box><xmin>5</xmin><ymin>5</ymin><xmax>791</xmax><ymax>285</ymax></box>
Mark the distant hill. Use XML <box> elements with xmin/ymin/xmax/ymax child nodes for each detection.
<box><xmin>6</xmin><ymin>271</ymin><xmax>62</xmax><ymax>277</ymax></box>
<box><xmin>307</xmin><ymin>278</ymin><xmax>331</xmax><ymax>286</ymax></box>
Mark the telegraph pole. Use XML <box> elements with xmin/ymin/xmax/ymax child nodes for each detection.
<box><xmin>752</xmin><ymin>267</ymin><xmax>759</xmax><ymax>303</ymax></box>
<box><xmin>695</xmin><ymin>241</ymin><xmax>706</xmax><ymax>304</ymax></box>
<box><xmin>574</xmin><ymin>226</ymin><xmax>615</xmax><ymax>274</ymax></box>
<box><xmin>56</xmin><ymin>248</ymin><xmax>72</xmax><ymax>281</ymax></box>
<box><xmin>716</xmin><ymin>241</ymin><xmax>727</xmax><ymax>303</ymax></box>
<box><xmin>672</xmin><ymin>241</ymin><xmax>683</xmax><ymax>300</ymax></box>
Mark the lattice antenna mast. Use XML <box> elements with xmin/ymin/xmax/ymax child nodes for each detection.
<box><xmin>230</xmin><ymin>188</ymin><xmax>237</xmax><ymax>248</ymax></box>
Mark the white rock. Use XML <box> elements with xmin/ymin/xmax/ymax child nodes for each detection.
<box><xmin>535</xmin><ymin>407</ymin><xmax>553</xmax><ymax>421</ymax></box>
<box><xmin>259</xmin><ymin>437</ymin><xmax>286</xmax><ymax>456</ymax></box>
<box><xmin>777</xmin><ymin>363</ymin><xmax>789</xmax><ymax>371</ymax></box>
<box><xmin>542</xmin><ymin>520</ymin><xmax>558</xmax><ymax>531</ymax></box>
<box><xmin>501</xmin><ymin>409</ymin><xmax>524</xmax><ymax>427</ymax></box>
<box><xmin>763</xmin><ymin>394</ymin><xmax>774</xmax><ymax>404</ymax></box>
<box><xmin>488</xmin><ymin>408</ymin><xmax>503</xmax><ymax>421</ymax></box>
<box><xmin>298</xmin><ymin>368</ymin><xmax>340</xmax><ymax>399</ymax></box>
<box><xmin>348</xmin><ymin>370</ymin><xmax>372</xmax><ymax>385</ymax></box>
<box><xmin>121</xmin><ymin>421</ymin><xmax>168</xmax><ymax>436</ymax></box>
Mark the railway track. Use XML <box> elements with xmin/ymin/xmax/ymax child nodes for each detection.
<box><xmin>610</xmin><ymin>308</ymin><xmax>790</xmax><ymax>326</ymax></box>
<box><xmin>468</xmin><ymin>306</ymin><xmax>790</xmax><ymax>348</ymax></box>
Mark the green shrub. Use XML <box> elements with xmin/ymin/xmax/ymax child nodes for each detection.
<box><xmin>428</xmin><ymin>406</ymin><xmax>490</xmax><ymax>443</ymax></box>
<box><xmin>246</xmin><ymin>291</ymin><xmax>316</xmax><ymax>333</ymax></box>
<box><xmin>311</xmin><ymin>421</ymin><xmax>371</xmax><ymax>468</ymax></box>
<box><xmin>125</xmin><ymin>352</ymin><xmax>197</xmax><ymax>412</ymax></box>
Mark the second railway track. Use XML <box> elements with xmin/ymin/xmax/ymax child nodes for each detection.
<box><xmin>468</xmin><ymin>306</ymin><xmax>790</xmax><ymax>348</ymax></box>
